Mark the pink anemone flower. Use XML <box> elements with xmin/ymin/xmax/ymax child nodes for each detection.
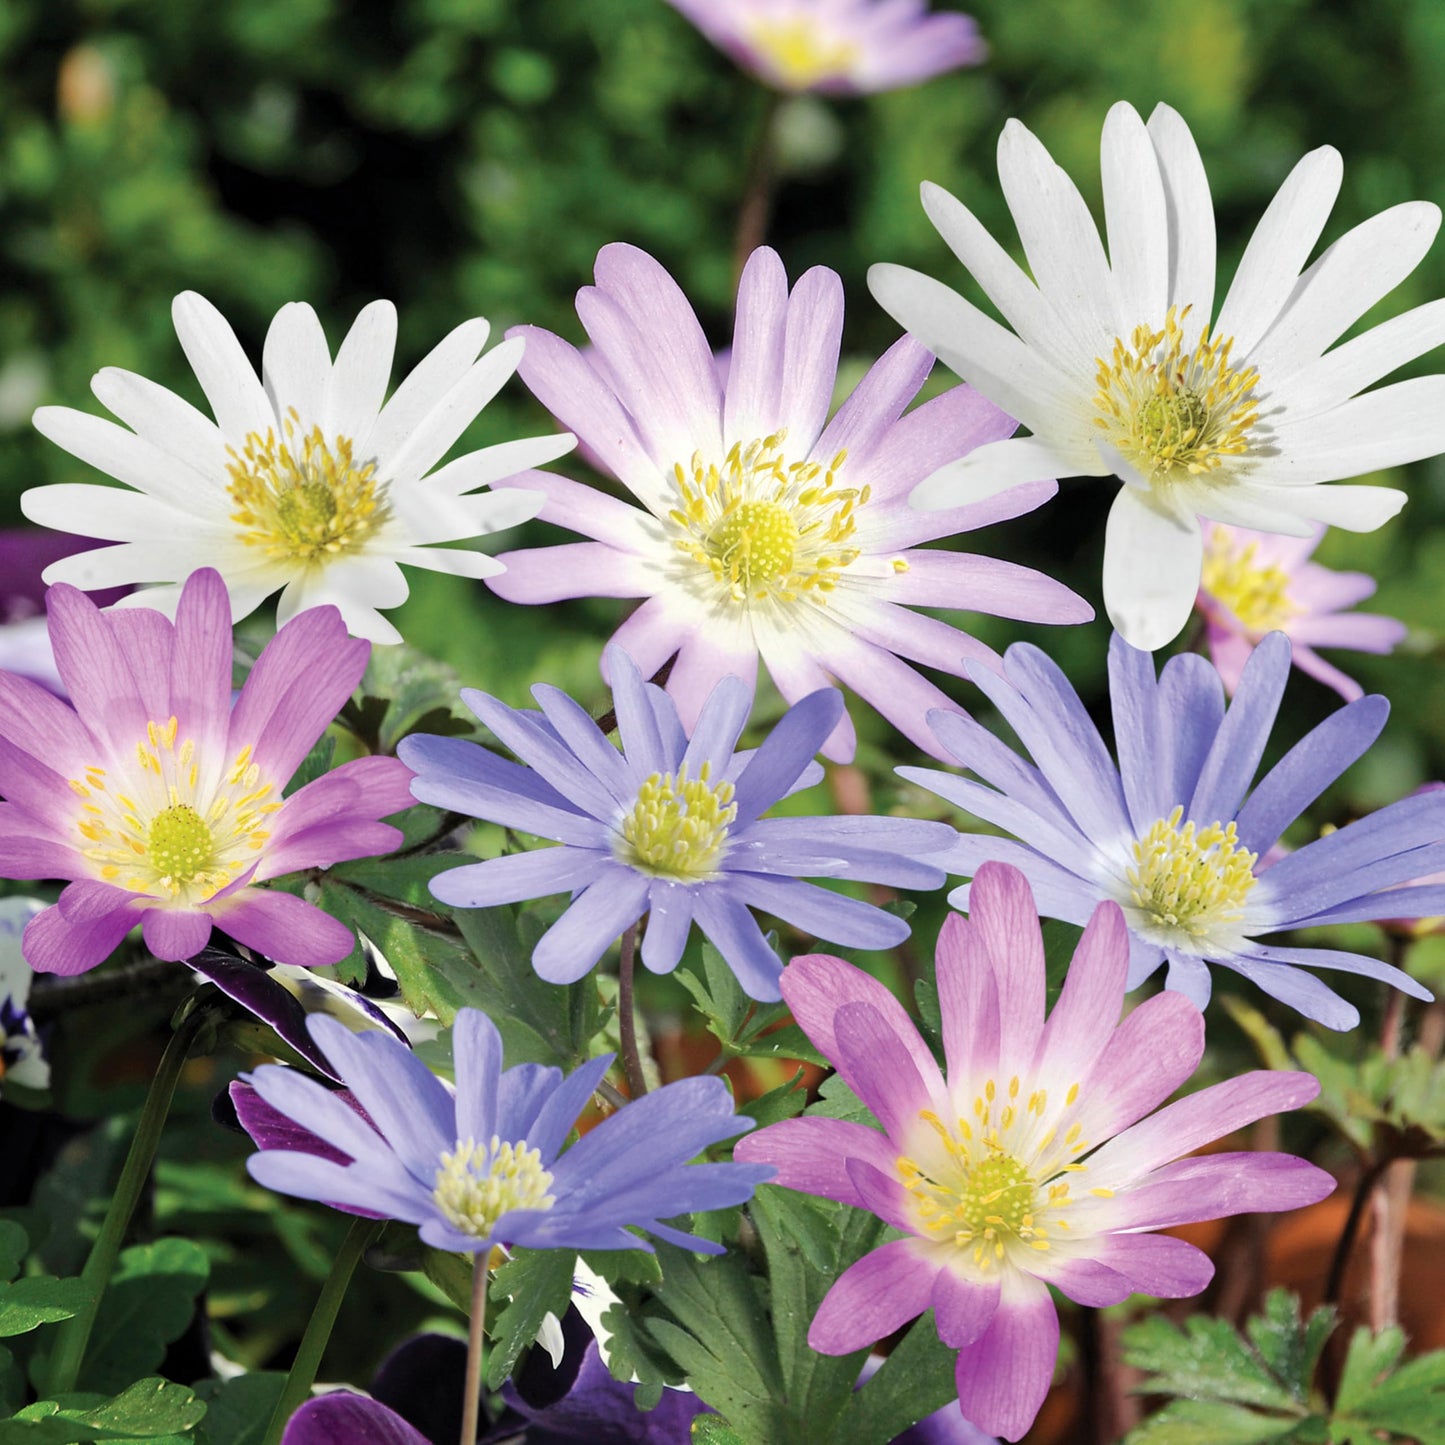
<box><xmin>0</xmin><ymin>567</ymin><xmax>415</xmax><ymax>974</ymax></box>
<box><xmin>736</xmin><ymin>862</ymin><xmax>1334</xmax><ymax>1441</ymax></box>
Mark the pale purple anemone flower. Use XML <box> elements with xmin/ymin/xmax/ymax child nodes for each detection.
<box><xmin>489</xmin><ymin>244</ymin><xmax>1091</xmax><ymax>762</ymax></box>
<box><xmin>1197</xmin><ymin>520</ymin><xmax>1405</xmax><ymax>701</ymax></box>
<box><xmin>736</xmin><ymin>864</ymin><xmax>1334</xmax><ymax>1441</ymax></box>
<box><xmin>0</xmin><ymin>567</ymin><xmax>415</xmax><ymax>975</ymax></box>
<box><xmin>907</xmin><ymin>631</ymin><xmax>1443</xmax><ymax>1029</ymax></box>
<box><xmin>398</xmin><ymin>647</ymin><xmax>955</xmax><ymax>1001</ymax></box>
<box><xmin>246</xmin><ymin>1007</ymin><xmax>771</xmax><ymax>1256</ymax></box>
<box><xmin>660</xmin><ymin>0</ymin><xmax>985</xmax><ymax>95</ymax></box>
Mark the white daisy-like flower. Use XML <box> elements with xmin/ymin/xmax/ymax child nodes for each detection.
<box><xmin>24</xmin><ymin>294</ymin><xmax>574</xmax><ymax>643</ymax></box>
<box><xmin>869</xmin><ymin>101</ymin><xmax>1445</xmax><ymax>649</ymax></box>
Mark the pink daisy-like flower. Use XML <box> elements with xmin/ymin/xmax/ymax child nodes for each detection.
<box><xmin>736</xmin><ymin>862</ymin><xmax>1334</xmax><ymax>1441</ymax></box>
<box><xmin>0</xmin><ymin>567</ymin><xmax>415</xmax><ymax>975</ymax></box>
<box><xmin>1196</xmin><ymin>520</ymin><xmax>1406</xmax><ymax>700</ymax></box>
<box><xmin>660</xmin><ymin>0</ymin><xmax>986</xmax><ymax>95</ymax></box>
<box><xmin>489</xmin><ymin>244</ymin><xmax>1091</xmax><ymax>762</ymax></box>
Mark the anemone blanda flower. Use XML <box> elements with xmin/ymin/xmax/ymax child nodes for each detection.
<box><xmin>870</xmin><ymin>101</ymin><xmax>1445</xmax><ymax>650</ymax></box>
<box><xmin>398</xmin><ymin>647</ymin><xmax>955</xmax><ymax>1001</ymax></box>
<box><xmin>488</xmin><ymin>244</ymin><xmax>1091</xmax><ymax>762</ymax></box>
<box><xmin>1196</xmin><ymin>520</ymin><xmax>1405</xmax><ymax>701</ymax></box>
<box><xmin>735</xmin><ymin>864</ymin><xmax>1334</xmax><ymax>1441</ymax></box>
<box><xmin>660</xmin><ymin>0</ymin><xmax>985</xmax><ymax>95</ymax></box>
<box><xmin>24</xmin><ymin>294</ymin><xmax>572</xmax><ymax>643</ymax></box>
<box><xmin>246</xmin><ymin>1006</ymin><xmax>771</xmax><ymax>1256</ymax></box>
<box><xmin>0</xmin><ymin>567</ymin><xmax>416</xmax><ymax>975</ymax></box>
<box><xmin>906</xmin><ymin>631</ymin><xmax>1442</xmax><ymax>1029</ymax></box>
<box><xmin>1</xmin><ymin>898</ymin><xmax>47</xmax><ymax>1093</ymax></box>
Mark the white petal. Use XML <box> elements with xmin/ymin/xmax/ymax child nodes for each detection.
<box><xmin>996</xmin><ymin>119</ymin><xmax>1120</xmax><ymax>357</ymax></box>
<box><xmin>171</xmin><ymin>291</ymin><xmax>274</xmax><ymax>439</ymax></box>
<box><xmin>868</xmin><ymin>263</ymin><xmax>1073</xmax><ymax>433</ymax></box>
<box><xmin>21</xmin><ymin>482</ymin><xmax>216</xmax><ymax>542</ymax></box>
<box><xmin>384</xmin><ymin>545</ymin><xmax>505</xmax><ymax>579</ymax></box>
<box><xmin>38</xmin><ymin>538</ymin><xmax>231</xmax><ymax>589</ymax></box>
<box><xmin>1250</xmin><ymin>201</ymin><xmax>1441</xmax><ymax>379</ymax></box>
<box><xmin>363</xmin><ymin>315</ymin><xmax>491</xmax><ymax>462</ymax></box>
<box><xmin>90</xmin><ymin>367</ymin><xmax>229</xmax><ymax>476</ymax></box>
<box><xmin>1103</xmin><ymin>485</ymin><xmax>1202</xmax><ymax>649</ymax></box>
<box><xmin>388</xmin><ymin>483</ymin><xmax>544</xmax><ymax>544</ymax></box>
<box><xmin>382</xmin><ymin>337</ymin><xmax>523</xmax><ymax>486</ymax></box>
<box><xmin>276</xmin><ymin>557</ymin><xmax>408</xmax><ymax>640</ymax></box>
<box><xmin>1251</xmin><ymin>375</ymin><xmax>1445</xmax><ymax>483</ymax></box>
<box><xmin>919</xmin><ymin>181</ymin><xmax>1070</xmax><ymax>362</ymax></box>
<box><xmin>1102</xmin><ymin>102</ymin><xmax>1169</xmax><ymax>328</ymax></box>
<box><xmin>1186</xmin><ymin>481</ymin><xmax>1317</xmax><ymax>536</ymax></box>
<box><xmin>1223</xmin><ymin>480</ymin><xmax>1405</xmax><ymax>533</ymax></box>
<box><xmin>324</xmin><ymin>300</ymin><xmax>398</xmax><ymax>442</ymax></box>
<box><xmin>1277</xmin><ymin>299</ymin><xmax>1445</xmax><ymax>419</ymax></box>
<box><xmin>911</xmin><ymin>434</ymin><xmax>1094</xmax><ymax>511</ymax></box>
<box><xmin>1215</xmin><ymin>147</ymin><xmax>1343</xmax><ymax>356</ymax></box>
<box><xmin>31</xmin><ymin>408</ymin><xmax>221</xmax><ymax>516</ymax></box>
<box><xmin>423</xmin><ymin>431</ymin><xmax>577</xmax><ymax>498</ymax></box>
<box><xmin>262</xmin><ymin>302</ymin><xmax>331</xmax><ymax>429</ymax></box>
<box><xmin>1146</xmin><ymin>103</ymin><xmax>1215</xmax><ymax>324</ymax></box>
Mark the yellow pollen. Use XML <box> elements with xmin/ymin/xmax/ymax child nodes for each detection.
<box><xmin>746</xmin><ymin>17</ymin><xmax>860</xmax><ymax>89</ymax></box>
<box><xmin>1200</xmin><ymin>531</ymin><xmax>1298</xmax><ymax>632</ymax></box>
<box><xmin>617</xmin><ymin>761</ymin><xmax>737</xmax><ymax>881</ymax></box>
<box><xmin>70</xmin><ymin>719</ymin><xmax>278</xmax><ymax>908</ymax></box>
<box><xmin>227</xmin><ymin>408</ymin><xmax>389</xmax><ymax>562</ymax></box>
<box><xmin>432</xmin><ymin>1135</ymin><xmax>555</xmax><ymax>1240</ymax></box>
<box><xmin>667</xmin><ymin>431</ymin><xmax>866</xmax><ymax>608</ymax></box>
<box><xmin>1093</xmin><ymin>305</ymin><xmax>1260</xmax><ymax>484</ymax></box>
<box><xmin>1128</xmin><ymin>804</ymin><xmax>1258</xmax><ymax>940</ymax></box>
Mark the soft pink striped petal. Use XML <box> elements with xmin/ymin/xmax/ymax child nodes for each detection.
<box><xmin>935</xmin><ymin>912</ymin><xmax>1001</xmax><ymax>1087</ymax></box>
<box><xmin>733</xmin><ymin>1116</ymin><xmax>899</xmax><ymax>1208</ymax></box>
<box><xmin>141</xmin><ymin>908</ymin><xmax>214</xmax><ymax>961</ymax></box>
<box><xmin>966</xmin><ymin>863</ymin><xmax>1046</xmax><ymax>1081</ymax></box>
<box><xmin>932</xmin><ymin>1266</ymin><xmax>1001</xmax><ymax>1348</ymax></box>
<box><xmin>777</xmin><ymin>266</ymin><xmax>844</xmax><ymax>449</ymax></box>
<box><xmin>885</xmin><ymin>551</ymin><xmax>1092</xmax><ymax>624</ymax></box>
<box><xmin>808</xmin><ymin>1239</ymin><xmax>940</xmax><ymax>1355</ymax></box>
<box><xmin>23</xmin><ymin>902</ymin><xmax>135</xmax><ymax>976</ymax></box>
<box><xmin>211</xmin><ymin>888</ymin><xmax>358</xmax><ymax>968</ymax></box>
<box><xmin>1030</xmin><ymin>900</ymin><xmax>1128</xmax><ymax>1096</ymax></box>
<box><xmin>952</xmin><ymin>1272</ymin><xmax>1059</xmax><ymax>1444</ymax></box>
<box><xmin>725</xmin><ymin>247</ymin><xmax>789</xmax><ymax>443</ymax></box>
<box><xmin>488</xmin><ymin>542</ymin><xmax>652</xmax><ymax>604</ymax></box>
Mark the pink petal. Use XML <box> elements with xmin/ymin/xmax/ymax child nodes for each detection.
<box><xmin>172</xmin><ymin>567</ymin><xmax>247</xmax><ymax>755</ymax></box>
<box><xmin>23</xmin><ymin>902</ymin><xmax>135</xmax><ymax>976</ymax></box>
<box><xmin>808</xmin><ymin>1239</ymin><xmax>941</xmax><ymax>1355</ymax></box>
<box><xmin>46</xmin><ymin>584</ymin><xmax>150</xmax><ymax>750</ymax></box>
<box><xmin>488</xmin><ymin>542</ymin><xmax>652</xmax><ymax>604</ymax></box>
<box><xmin>932</xmin><ymin>1266</ymin><xmax>1001</xmax><ymax>1348</ymax></box>
<box><xmin>141</xmin><ymin>908</ymin><xmax>214</xmax><ymax>960</ymax></box>
<box><xmin>725</xmin><ymin>247</ymin><xmax>789</xmax><ymax>443</ymax></box>
<box><xmin>952</xmin><ymin>1273</ymin><xmax>1059</xmax><ymax>1443</ymax></box>
<box><xmin>966</xmin><ymin>863</ymin><xmax>1046</xmax><ymax>1081</ymax></box>
<box><xmin>885</xmin><ymin>552</ymin><xmax>1092</xmax><ymax>625</ymax></box>
<box><xmin>212</xmin><ymin>888</ymin><xmax>357</xmax><ymax>968</ymax></box>
<box><xmin>935</xmin><ymin>912</ymin><xmax>1001</xmax><ymax>1085</ymax></box>
<box><xmin>733</xmin><ymin>1116</ymin><xmax>899</xmax><ymax>1208</ymax></box>
<box><xmin>776</xmin><ymin>266</ymin><xmax>843</xmax><ymax>449</ymax></box>
<box><xmin>832</xmin><ymin>1003</ymin><xmax>941</xmax><ymax>1142</ymax></box>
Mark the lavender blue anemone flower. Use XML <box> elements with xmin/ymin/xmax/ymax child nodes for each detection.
<box><xmin>490</xmin><ymin>243</ymin><xmax>1091</xmax><ymax>762</ymax></box>
<box><xmin>660</xmin><ymin>0</ymin><xmax>986</xmax><ymax>95</ymax></box>
<box><xmin>736</xmin><ymin>864</ymin><xmax>1334</xmax><ymax>1441</ymax></box>
<box><xmin>398</xmin><ymin>646</ymin><xmax>956</xmax><ymax>1001</ymax></box>
<box><xmin>245</xmin><ymin>1006</ymin><xmax>771</xmax><ymax>1255</ymax></box>
<box><xmin>0</xmin><ymin>567</ymin><xmax>417</xmax><ymax>974</ymax></box>
<box><xmin>906</xmin><ymin>630</ymin><xmax>1442</xmax><ymax>1029</ymax></box>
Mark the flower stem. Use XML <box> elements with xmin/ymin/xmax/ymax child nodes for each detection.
<box><xmin>733</xmin><ymin>92</ymin><xmax>781</xmax><ymax>283</ymax></box>
<box><xmin>45</xmin><ymin>1000</ymin><xmax>207</xmax><ymax>1397</ymax></box>
<box><xmin>460</xmin><ymin>1254</ymin><xmax>489</xmax><ymax>1445</ymax></box>
<box><xmin>617</xmin><ymin>923</ymin><xmax>649</xmax><ymax>1098</ymax></box>
<box><xmin>261</xmin><ymin>1216</ymin><xmax>381</xmax><ymax>1445</ymax></box>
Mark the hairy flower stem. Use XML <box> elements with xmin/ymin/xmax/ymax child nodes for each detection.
<box><xmin>262</xmin><ymin>1217</ymin><xmax>381</xmax><ymax>1445</ymax></box>
<box><xmin>617</xmin><ymin>923</ymin><xmax>649</xmax><ymax>1099</ymax></box>
<box><xmin>460</xmin><ymin>1255</ymin><xmax>490</xmax><ymax>1445</ymax></box>
<box><xmin>733</xmin><ymin>93</ymin><xmax>781</xmax><ymax>284</ymax></box>
<box><xmin>45</xmin><ymin>1000</ymin><xmax>208</xmax><ymax>1397</ymax></box>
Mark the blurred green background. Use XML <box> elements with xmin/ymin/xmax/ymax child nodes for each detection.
<box><xmin>4</xmin><ymin>0</ymin><xmax>1444</xmax><ymax>791</ymax></box>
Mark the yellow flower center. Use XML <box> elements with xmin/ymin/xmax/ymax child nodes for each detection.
<box><xmin>747</xmin><ymin>18</ymin><xmax>860</xmax><ymax>89</ymax></box>
<box><xmin>1093</xmin><ymin>305</ymin><xmax>1260</xmax><ymax>484</ymax></box>
<box><xmin>1128</xmin><ymin>804</ymin><xmax>1258</xmax><ymax>940</ymax></box>
<box><xmin>668</xmin><ymin>431</ymin><xmax>888</xmax><ymax>609</ymax></box>
<box><xmin>617</xmin><ymin>762</ymin><xmax>737</xmax><ymax>881</ymax></box>
<box><xmin>432</xmin><ymin>1135</ymin><xmax>556</xmax><ymax>1240</ymax></box>
<box><xmin>69</xmin><ymin>718</ymin><xmax>281</xmax><ymax>906</ymax></box>
<box><xmin>227</xmin><ymin>408</ymin><xmax>389</xmax><ymax>562</ymax></box>
<box><xmin>898</xmin><ymin>1077</ymin><xmax>1105</xmax><ymax>1272</ymax></box>
<box><xmin>1200</xmin><ymin>531</ymin><xmax>1297</xmax><ymax>632</ymax></box>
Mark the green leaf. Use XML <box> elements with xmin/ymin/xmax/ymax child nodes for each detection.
<box><xmin>805</xmin><ymin>1073</ymin><xmax>877</xmax><ymax>1128</ymax></box>
<box><xmin>1246</xmin><ymin>1291</ymin><xmax>1323</xmax><ymax>1403</ymax></box>
<box><xmin>5</xmin><ymin>1376</ymin><xmax>206</xmax><ymax>1441</ymax></box>
<box><xmin>281</xmin><ymin>733</ymin><xmax>335</xmax><ymax>797</ymax></box>
<box><xmin>193</xmin><ymin>1373</ymin><xmax>288</xmax><ymax>1445</ymax></box>
<box><xmin>838</xmin><ymin>1312</ymin><xmax>962</xmax><ymax>1445</ymax></box>
<box><xmin>691</xmin><ymin>1419</ymin><xmax>746</xmax><ymax>1445</ymax></box>
<box><xmin>1040</xmin><ymin>919</ymin><xmax>1084</xmax><ymax>1007</ymax></box>
<box><xmin>1333</xmin><ymin>1326</ymin><xmax>1445</xmax><ymax>1444</ymax></box>
<box><xmin>732</xmin><ymin>1024</ymin><xmax>828</xmax><ymax>1069</ymax></box>
<box><xmin>1126</xmin><ymin>1399</ymin><xmax>1318</xmax><ymax>1444</ymax></box>
<box><xmin>80</xmin><ymin>1238</ymin><xmax>209</xmax><ymax>1394</ymax></box>
<box><xmin>421</xmin><ymin>1247</ymin><xmax>475</xmax><ymax>1314</ymax></box>
<box><xmin>0</xmin><ymin>1221</ymin><xmax>28</xmax><ymax>1284</ymax></box>
<box><xmin>738</xmin><ymin>1072</ymin><xmax>808</xmax><ymax>1129</ymax></box>
<box><xmin>328</xmin><ymin>850</ymin><xmax>473</xmax><ymax>909</ymax></box>
<box><xmin>678</xmin><ymin>945</ymin><xmax>750</xmax><ymax>1047</ymax></box>
<box><xmin>0</xmin><ymin>1277</ymin><xmax>92</xmax><ymax>1338</ymax></box>
<box><xmin>486</xmin><ymin>1247</ymin><xmax>578</xmax><ymax>1390</ymax></box>
<box><xmin>578</xmin><ymin>1249</ymin><xmax>662</xmax><ymax>1290</ymax></box>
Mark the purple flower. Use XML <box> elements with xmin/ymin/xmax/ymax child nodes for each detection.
<box><xmin>0</xmin><ymin>567</ymin><xmax>416</xmax><ymax>975</ymax></box>
<box><xmin>735</xmin><ymin>864</ymin><xmax>1334</xmax><ymax>1441</ymax></box>
<box><xmin>661</xmin><ymin>0</ymin><xmax>986</xmax><ymax>94</ymax></box>
<box><xmin>398</xmin><ymin>647</ymin><xmax>955</xmax><ymax>1001</ymax></box>
<box><xmin>283</xmin><ymin>1395</ymin><xmax>428</xmax><ymax>1445</ymax></box>
<box><xmin>1197</xmin><ymin>521</ymin><xmax>1406</xmax><ymax>701</ymax></box>
<box><xmin>906</xmin><ymin>631</ymin><xmax>1442</xmax><ymax>1029</ymax></box>
<box><xmin>489</xmin><ymin>244</ymin><xmax>1090</xmax><ymax>762</ymax></box>
<box><xmin>246</xmin><ymin>1007</ymin><xmax>771</xmax><ymax>1255</ymax></box>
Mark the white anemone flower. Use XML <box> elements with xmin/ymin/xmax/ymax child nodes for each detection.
<box><xmin>870</xmin><ymin>101</ymin><xmax>1445</xmax><ymax>649</ymax></box>
<box><xmin>24</xmin><ymin>294</ymin><xmax>574</xmax><ymax>643</ymax></box>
